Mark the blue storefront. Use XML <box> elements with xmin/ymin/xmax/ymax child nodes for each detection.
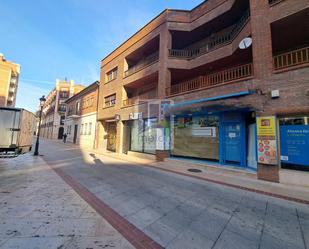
<box><xmin>170</xmin><ymin>110</ymin><xmax>257</xmax><ymax>170</ymax></box>
<box><xmin>279</xmin><ymin>117</ymin><xmax>309</xmax><ymax>170</ymax></box>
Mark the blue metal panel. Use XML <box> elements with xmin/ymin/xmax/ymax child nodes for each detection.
<box><xmin>280</xmin><ymin>125</ymin><xmax>309</xmax><ymax>166</ymax></box>
<box><xmin>171</xmin><ymin>90</ymin><xmax>252</xmax><ymax>108</ymax></box>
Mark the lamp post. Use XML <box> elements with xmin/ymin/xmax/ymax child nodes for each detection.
<box><xmin>34</xmin><ymin>95</ymin><xmax>46</xmax><ymax>156</ymax></box>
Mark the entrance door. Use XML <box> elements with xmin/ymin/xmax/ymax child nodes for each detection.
<box><xmin>73</xmin><ymin>125</ymin><xmax>78</xmax><ymax>144</ymax></box>
<box><xmin>223</xmin><ymin>123</ymin><xmax>242</xmax><ymax>164</ymax></box>
<box><xmin>58</xmin><ymin>127</ymin><xmax>64</xmax><ymax>139</ymax></box>
<box><xmin>107</xmin><ymin>123</ymin><xmax>117</xmax><ymax>152</ymax></box>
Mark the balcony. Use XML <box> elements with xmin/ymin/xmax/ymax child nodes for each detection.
<box><xmin>122</xmin><ymin>97</ymin><xmax>150</xmax><ymax>107</ymax></box>
<box><xmin>10</xmin><ymin>77</ymin><xmax>17</xmax><ymax>85</ymax></box>
<box><xmin>269</xmin><ymin>0</ymin><xmax>285</xmax><ymax>5</ymax></box>
<box><xmin>169</xmin><ymin>10</ymin><xmax>250</xmax><ymax>60</ymax></box>
<box><xmin>124</xmin><ymin>52</ymin><xmax>159</xmax><ymax>77</ymax></box>
<box><xmin>273</xmin><ymin>46</ymin><xmax>309</xmax><ymax>71</ymax></box>
<box><xmin>58</xmin><ymin>106</ymin><xmax>66</xmax><ymax>113</ymax></box>
<box><xmin>67</xmin><ymin>109</ymin><xmax>80</xmax><ymax>118</ymax></box>
<box><xmin>166</xmin><ymin>63</ymin><xmax>253</xmax><ymax>96</ymax></box>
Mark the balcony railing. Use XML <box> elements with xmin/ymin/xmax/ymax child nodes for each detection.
<box><xmin>273</xmin><ymin>46</ymin><xmax>309</xmax><ymax>71</ymax></box>
<box><xmin>124</xmin><ymin>52</ymin><xmax>159</xmax><ymax>77</ymax></box>
<box><xmin>169</xmin><ymin>10</ymin><xmax>250</xmax><ymax>59</ymax></box>
<box><xmin>269</xmin><ymin>0</ymin><xmax>285</xmax><ymax>5</ymax></box>
<box><xmin>68</xmin><ymin>110</ymin><xmax>81</xmax><ymax>117</ymax></box>
<box><xmin>122</xmin><ymin>96</ymin><xmax>149</xmax><ymax>107</ymax></box>
<box><xmin>58</xmin><ymin>106</ymin><xmax>66</xmax><ymax>113</ymax></box>
<box><xmin>166</xmin><ymin>63</ymin><xmax>253</xmax><ymax>96</ymax></box>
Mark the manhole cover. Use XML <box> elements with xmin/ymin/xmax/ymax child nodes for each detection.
<box><xmin>187</xmin><ymin>168</ymin><xmax>202</xmax><ymax>173</ymax></box>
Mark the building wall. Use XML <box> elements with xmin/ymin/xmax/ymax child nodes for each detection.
<box><xmin>65</xmin><ymin>112</ymin><xmax>97</xmax><ymax>149</ymax></box>
<box><xmin>96</xmin><ymin>0</ymin><xmax>309</xmax><ymax>183</ymax></box>
<box><xmin>0</xmin><ymin>54</ymin><xmax>20</xmax><ymax>107</ymax></box>
<box><xmin>40</xmin><ymin>80</ymin><xmax>85</xmax><ymax>140</ymax></box>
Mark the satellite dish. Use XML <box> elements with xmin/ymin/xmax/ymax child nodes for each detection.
<box><xmin>239</xmin><ymin>37</ymin><xmax>252</xmax><ymax>49</ymax></box>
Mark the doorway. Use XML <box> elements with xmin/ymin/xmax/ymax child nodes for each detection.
<box><xmin>58</xmin><ymin>127</ymin><xmax>64</xmax><ymax>139</ymax></box>
<box><xmin>107</xmin><ymin>122</ymin><xmax>117</xmax><ymax>152</ymax></box>
<box><xmin>222</xmin><ymin>121</ymin><xmax>246</xmax><ymax>166</ymax></box>
<box><xmin>73</xmin><ymin>125</ymin><xmax>78</xmax><ymax>144</ymax></box>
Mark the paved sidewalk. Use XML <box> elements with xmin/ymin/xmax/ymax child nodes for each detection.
<box><xmin>41</xmin><ymin>139</ymin><xmax>309</xmax><ymax>249</ymax></box>
<box><xmin>90</xmin><ymin>147</ymin><xmax>309</xmax><ymax>204</ymax></box>
<box><xmin>0</xmin><ymin>154</ymin><xmax>134</xmax><ymax>249</ymax></box>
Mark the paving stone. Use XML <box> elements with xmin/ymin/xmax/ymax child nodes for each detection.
<box><xmin>64</xmin><ymin>236</ymin><xmax>134</xmax><ymax>249</ymax></box>
<box><xmin>144</xmin><ymin>220</ymin><xmax>180</xmax><ymax>247</ymax></box>
<box><xmin>260</xmin><ymin>232</ymin><xmax>305</xmax><ymax>249</ymax></box>
<box><xmin>167</xmin><ymin>229</ymin><xmax>214</xmax><ymax>249</ymax></box>
<box><xmin>127</xmin><ymin>206</ymin><xmax>163</xmax><ymax>229</ymax></box>
<box><xmin>190</xmin><ymin>209</ymin><xmax>228</xmax><ymax>241</ymax></box>
<box><xmin>0</xmin><ymin>237</ymin><xmax>67</xmax><ymax>249</ymax></box>
<box><xmin>213</xmin><ymin>229</ymin><xmax>259</xmax><ymax>249</ymax></box>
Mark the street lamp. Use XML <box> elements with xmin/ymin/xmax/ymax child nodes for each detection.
<box><xmin>34</xmin><ymin>95</ymin><xmax>46</xmax><ymax>156</ymax></box>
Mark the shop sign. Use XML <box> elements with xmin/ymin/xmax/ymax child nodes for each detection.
<box><xmin>256</xmin><ymin>116</ymin><xmax>278</xmax><ymax>165</ymax></box>
<box><xmin>280</xmin><ymin>125</ymin><xmax>309</xmax><ymax>166</ymax></box>
<box><xmin>192</xmin><ymin>127</ymin><xmax>216</xmax><ymax>137</ymax></box>
<box><xmin>129</xmin><ymin>112</ymin><xmax>142</xmax><ymax>120</ymax></box>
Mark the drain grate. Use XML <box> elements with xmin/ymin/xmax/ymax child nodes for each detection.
<box><xmin>187</xmin><ymin>168</ymin><xmax>202</xmax><ymax>173</ymax></box>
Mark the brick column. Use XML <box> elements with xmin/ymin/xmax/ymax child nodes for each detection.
<box><xmin>158</xmin><ymin>26</ymin><xmax>172</xmax><ymax>98</ymax></box>
<box><xmin>249</xmin><ymin>0</ymin><xmax>273</xmax><ymax>80</ymax></box>
<box><xmin>250</xmin><ymin>0</ymin><xmax>280</xmax><ymax>182</ymax></box>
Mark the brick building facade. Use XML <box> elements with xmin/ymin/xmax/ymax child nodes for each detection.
<box><xmin>64</xmin><ymin>81</ymin><xmax>99</xmax><ymax>149</ymax></box>
<box><xmin>96</xmin><ymin>0</ymin><xmax>309</xmax><ymax>185</ymax></box>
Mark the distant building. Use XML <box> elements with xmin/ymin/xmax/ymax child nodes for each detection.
<box><xmin>40</xmin><ymin>79</ymin><xmax>85</xmax><ymax>140</ymax></box>
<box><xmin>0</xmin><ymin>53</ymin><xmax>20</xmax><ymax>107</ymax></box>
<box><xmin>64</xmin><ymin>81</ymin><xmax>99</xmax><ymax>148</ymax></box>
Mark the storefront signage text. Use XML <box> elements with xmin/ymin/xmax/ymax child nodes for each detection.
<box><xmin>256</xmin><ymin>116</ymin><xmax>278</xmax><ymax>165</ymax></box>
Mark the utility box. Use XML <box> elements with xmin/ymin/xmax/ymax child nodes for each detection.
<box><xmin>0</xmin><ymin>107</ymin><xmax>36</xmax><ymax>156</ymax></box>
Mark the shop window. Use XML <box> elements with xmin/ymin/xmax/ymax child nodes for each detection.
<box><xmin>130</xmin><ymin>118</ymin><xmax>158</xmax><ymax>154</ymax></box>
<box><xmin>144</xmin><ymin>119</ymin><xmax>157</xmax><ymax>154</ymax></box>
<box><xmin>172</xmin><ymin>115</ymin><xmax>219</xmax><ymax>160</ymax></box>
<box><xmin>279</xmin><ymin>116</ymin><xmax>309</xmax><ymax>171</ymax></box>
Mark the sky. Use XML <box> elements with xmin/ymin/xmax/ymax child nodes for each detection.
<box><xmin>0</xmin><ymin>0</ymin><xmax>204</xmax><ymax>112</ymax></box>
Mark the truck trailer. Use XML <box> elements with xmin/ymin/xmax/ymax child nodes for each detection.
<box><xmin>0</xmin><ymin>107</ymin><xmax>36</xmax><ymax>157</ymax></box>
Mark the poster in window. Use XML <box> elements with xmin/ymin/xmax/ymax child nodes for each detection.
<box><xmin>256</xmin><ymin>116</ymin><xmax>278</xmax><ymax>165</ymax></box>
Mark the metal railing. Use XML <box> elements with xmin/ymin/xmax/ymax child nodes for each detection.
<box><xmin>273</xmin><ymin>46</ymin><xmax>309</xmax><ymax>70</ymax></box>
<box><xmin>169</xmin><ymin>10</ymin><xmax>250</xmax><ymax>59</ymax></box>
<box><xmin>122</xmin><ymin>96</ymin><xmax>150</xmax><ymax>107</ymax></box>
<box><xmin>124</xmin><ymin>52</ymin><xmax>159</xmax><ymax>77</ymax></box>
<box><xmin>268</xmin><ymin>0</ymin><xmax>285</xmax><ymax>5</ymax></box>
<box><xmin>166</xmin><ymin>63</ymin><xmax>253</xmax><ymax>96</ymax></box>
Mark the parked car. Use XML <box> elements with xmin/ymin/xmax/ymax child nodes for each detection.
<box><xmin>0</xmin><ymin>107</ymin><xmax>36</xmax><ymax>157</ymax></box>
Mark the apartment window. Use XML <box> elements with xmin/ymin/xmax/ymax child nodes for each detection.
<box><xmin>106</xmin><ymin>67</ymin><xmax>118</xmax><ymax>82</ymax></box>
<box><xmin>81</xmin><ymin>124</ymin><xmax>84</xmax><ymax>135</ymax></box>
<box><xmin>104</xmin><ymin>94</ymin><xmax>116</xmax><ymax>108</ymax></box>
<box><xmin>76</xmin><ymin>101</ymin><xmax>80</xmax><ymax>114</ymax></box>
<box><xmin>59</xmin><ymin>91</ymin><xmax>69</xmax><ymax>98</ymax></box>
<box><xmin>84</xmin><ymin>123</ymin><xmax>88</xmax><ymax>135</ymax></box>
<box><xmin>60</xmin><ymin>115</ymin><xmax>65</xmax><ymax>125</ymax></box>
<box><xmin>89</xmin><ymin>123</ymin><xmax>92</xmax><ymax>135</ymax></box>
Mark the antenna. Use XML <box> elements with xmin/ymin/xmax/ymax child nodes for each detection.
<box><xmin>239</xmin><ymin>37</ymin><xmax>252</xmax><ymax>49</ymax></box>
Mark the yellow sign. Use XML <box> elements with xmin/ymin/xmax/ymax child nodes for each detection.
<box><xmin>257</xmin><ymin>116</ymin><xmax>276</xmax><ymax>137</ymax></box>
<box><xmin>256</xmin><ymin>116</ymin><xmax>278</xmax><ymax>165</ymax></box>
